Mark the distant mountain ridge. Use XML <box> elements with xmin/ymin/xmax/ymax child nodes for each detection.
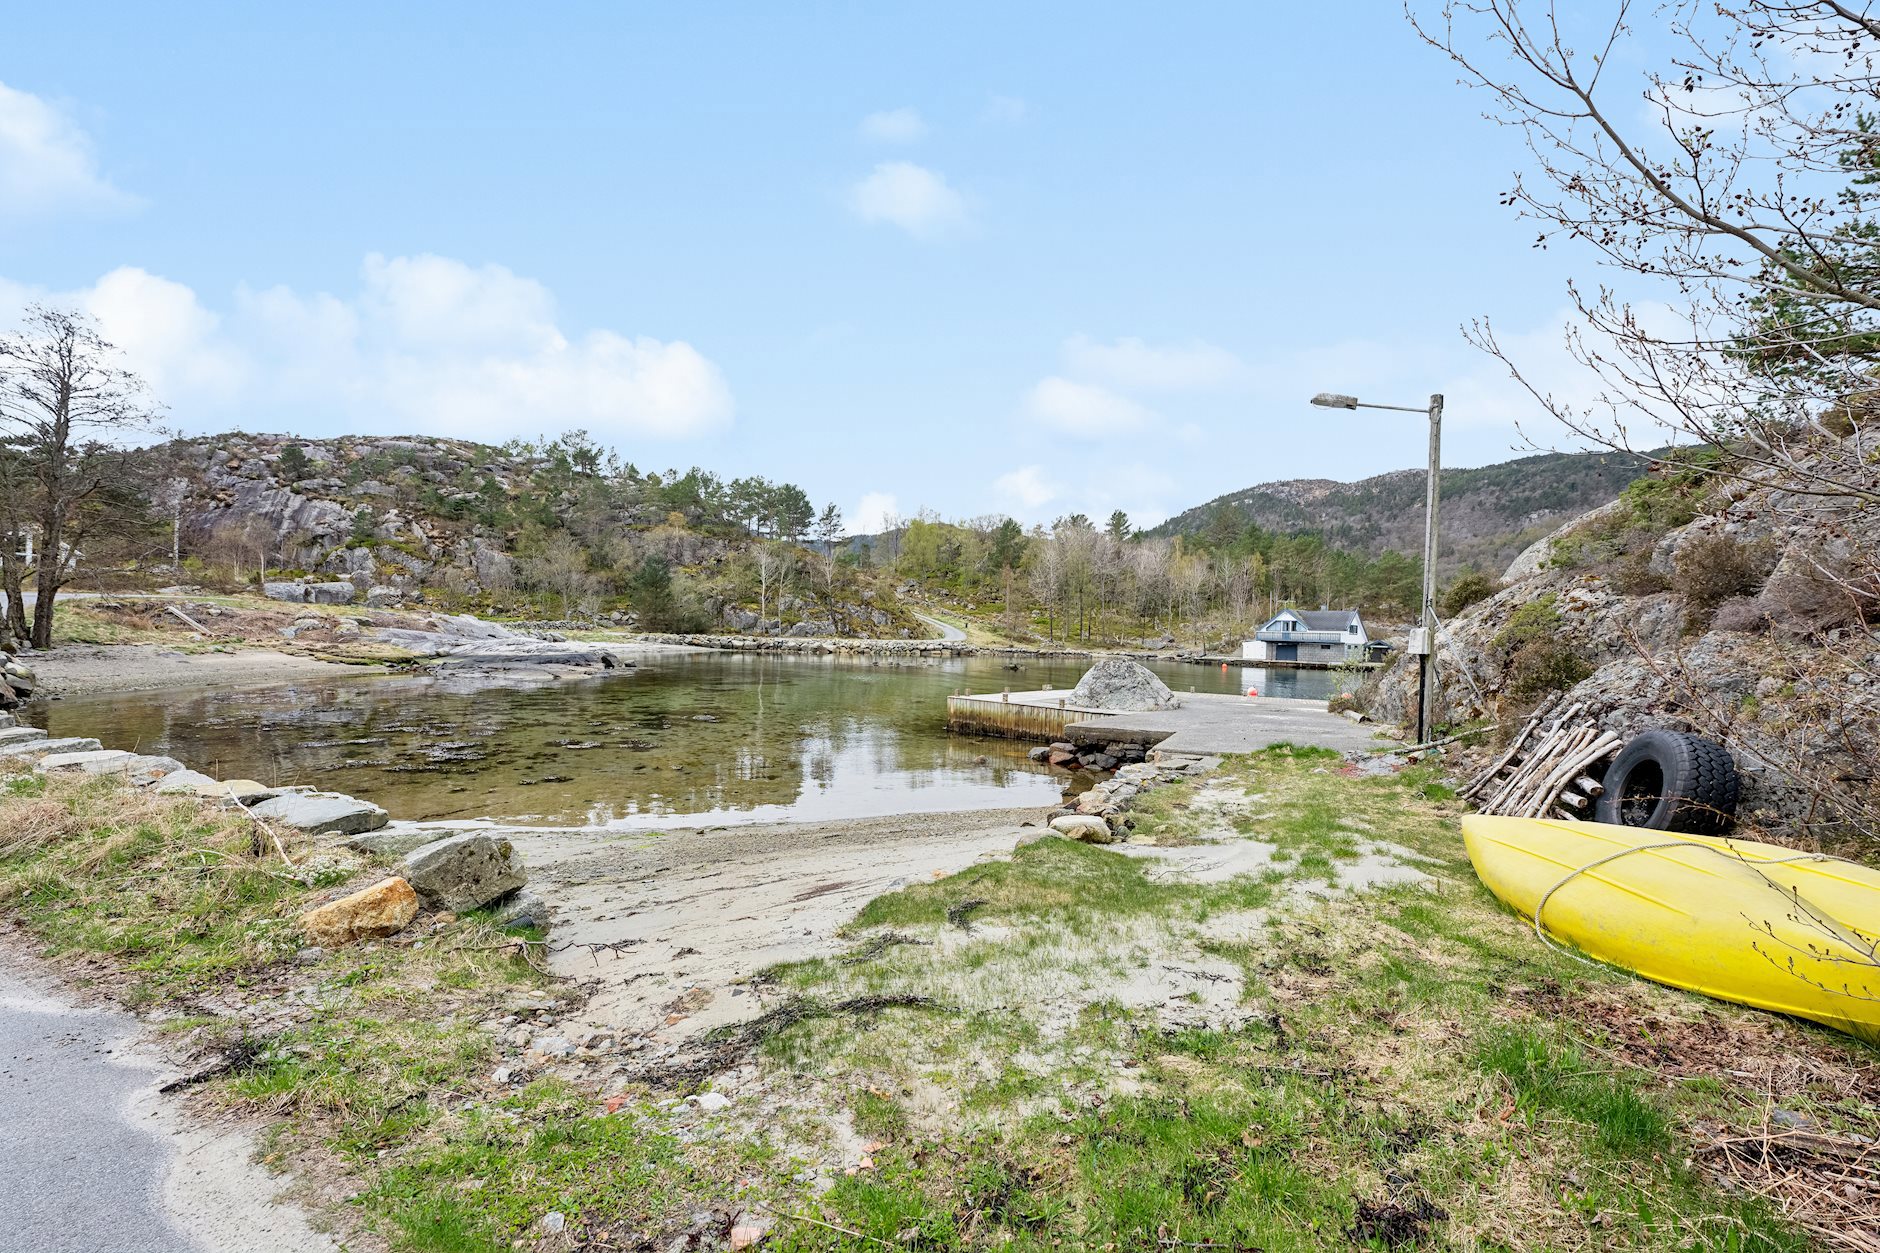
<box><xmin>1153</xmin><ymin>448</ymin><xmax>1657</xmax><ymax>579</ymax></box>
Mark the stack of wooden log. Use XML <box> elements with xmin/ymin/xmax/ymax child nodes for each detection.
<box><xmin>1459</xmin><ymin>694</ymin><xmax>1623</xmax><ymax>820</ymax></box>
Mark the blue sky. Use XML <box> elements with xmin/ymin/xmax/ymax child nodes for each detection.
<box><xmin>4</xmin><ymin>2</ymin><xmax>1609</xmax><ymax>531</ymax></box>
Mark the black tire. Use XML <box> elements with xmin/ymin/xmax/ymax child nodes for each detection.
<box><xmin>1594</xmin><ymin>730</ymin><xmax>1740</xmax><ymax>835</ymax></box>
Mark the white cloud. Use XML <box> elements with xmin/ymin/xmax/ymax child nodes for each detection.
<box><xmin>1062</xmin><ymin>335</ymin><xmax>1242</xmax><ymax>390</ymax></box>
<box><xmin>4</xmin><ymin>254</ymin><xmax>733</xmax><ymax>441</ymax></box>
<box><xmin>994</xmin><ymin>465</ymin><xmax>1059</xmax><ymax>511</ymax></box>
<box><xmin>1024</xmin><ymin>376</ymin><xmax>1155</xmax><ymax>434</ymax></box>
<box><xmin>0</xmin><ymin>81</ymin><xmax>134</xmax><ymax>219</ymax></box>
<box><xmin>848</xmin><ymin>162</ymin><xmax>968</xmax><ymax>239</ymax></box>
<box><xmin>850</xmin><ymin>491</ymin><xmax>899</xmax><ymax>534</ymax></box>
<box><xmin>859</xmin><ymin>108</ymin><xmax>926</xmax><ymax>143</ymax></box>
<box><xmin>982</xmin><ymin>94</ymin><xmax>1029</xmax><ymax>124</ymax></box>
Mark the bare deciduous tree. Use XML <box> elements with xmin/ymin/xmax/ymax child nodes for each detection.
<box><xmin>1412</xmin><ymin>1</ymin><xmax>1880</xmax><ymax>503</ymax></box>
<box><xmin>0</xmin><ymin>306</ymin><xmax>161</xmax><ymax>648</ymax></box>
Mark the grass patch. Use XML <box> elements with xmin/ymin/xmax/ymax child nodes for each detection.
<box><xmin>0</xmin><ymin>773</ymin><xmax>802</xmax><ymax>1249</ymax></box>
<box><xmin>740</xmin><ymin>746</ymin><xmax>1852</xmax><ymax>1251</ymax></box>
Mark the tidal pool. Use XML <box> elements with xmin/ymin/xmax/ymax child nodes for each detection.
<box><xmin>32</xmin><ymin>652</ymin><xmax>1354</xmax><ymax>827</ymax></box>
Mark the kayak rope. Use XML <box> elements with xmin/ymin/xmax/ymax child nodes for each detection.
<box><xmin>1530</xmin><ymin>840</ymin><xmax>1846</xmax><ymax>967</ymax></box>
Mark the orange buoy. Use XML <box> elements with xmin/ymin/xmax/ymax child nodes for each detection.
<box><xmin>1220</xmin><ymin>662</ymin><xmax>1228</xmax><ymax>671</ymax></box>
<box><xmin>1246</xmin><ymin>687</ymin><xmax>1259</xmax><ymax>698</ymax></box>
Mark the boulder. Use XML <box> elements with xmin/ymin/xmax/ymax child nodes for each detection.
<box><xmin>155</xmin><ymin>771</ymin><xmax>279</xmax><ymax>804</ymax></box>
<box><xmin>0</xmin><ymin>727</ymin><xmax>46</xmax><ymax>748</ymax></box>
<box><xmin>37</xmin><ymin>751</ymin><xmax>183</xmax><ymax>785</ymax></box>
<box><xmin>250</xmin><ymin>790</ymin><xmax>389</xmax><ymax>835</ymax></box>
<box><xmin>305</xmin><ymin>581</ymin><xmax>357</xmax><ymax>605</ymax></box>
<box><xmin>263</xmin><ymin>582</ymin><xmax>307</xmax><ymax>603</ymax></box>
<box><xmin>400</xmin><ymin>833</ymin><xmax>526</xmax><ymax>911</ymax></box>
<box><xmin>0</xmin><ymin>711</ymin><xmax>15</xmax><ymax>729</ymax></box>
<box><xmin>37</xmin><ymin>749</ymin><xmax>136</xmax><ymax>773</ymax></box>
<box><xmin>364</xmin><ymin>586</ymin><xmax>403</xmax><ymax>608</ymax></box>
<box><xmin>299</xmin><ymin>877</ymin><xmax>420</xmax><ymax>945</ymax></box>
<box><xmin>2</xmin><ymin>657</ymin><xmax>36</xmax><ymax>696</ymax></box>
<box><xmin>1068</xmin><ymin>659</ymin><xmax>1180</xmax><ymax>712</ymax></box>
<box><xmin>1050</xmin><ymin>814</ymin><xmax>1117</xmax><ymax>844</ymax></box>
<box><xmin>346</xmin><ymin>827</ymin><xmax>456</xmax><ymax>858</ymax></box>
<box><xmin>487</xmin><ymin>888</ymin><xmax>551</xmax><ymax>933</ymax></box>
<box><xmin>0</xmin><ymin>736</ymin><xmax>102</xmax><ymax>760</ymax></box>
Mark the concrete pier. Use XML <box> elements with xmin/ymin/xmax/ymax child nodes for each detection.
<box><xmin>946</xmin><ymin>689</ymin><xmax>1382</xmax><ymax>756</ymax></box>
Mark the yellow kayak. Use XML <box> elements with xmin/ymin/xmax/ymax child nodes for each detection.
<box><xmin>1462</xmin><ymin>815</ymin><xmax>1880</xmax><ymax>1041</ymax></box>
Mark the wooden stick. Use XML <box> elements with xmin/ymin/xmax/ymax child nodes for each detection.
<box><xmin>1461</xmin><ymin>695</ymin><xmax>1560</xmax><ymax>798</ymax></box>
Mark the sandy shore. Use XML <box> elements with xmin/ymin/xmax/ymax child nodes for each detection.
<box><xmin>24</xmin><ymin>644</ymin><xmax>380</xmax><ymax>700</ymax></box>
<box><xmin>21</xmin><ymin>638</ymin><xmax>707</xmax><ymax>701</ymax></box>
<box><xmin>505</xmin><ymin>807</ymin><xmax>1055</xmax><ymax>1040</ymax></box>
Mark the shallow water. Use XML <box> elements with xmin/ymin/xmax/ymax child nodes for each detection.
<box><xmin>32</xmin><ymin>652</ymin><xmax>1353</xmax><ymax>827</ymax></box>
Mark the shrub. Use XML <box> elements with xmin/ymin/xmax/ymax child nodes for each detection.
<box><xmin>1671</xmin><ymin>532</ymin><xmax>1772</xmax><ymax>629</ymax></box>
<box><xmin>1710</xmin><ymin>596</ymin><xmax>1769</xmax><ymax>634</ymax></box>
<box><xmin>1505</xmin><ymin>639</ymin><xmax>1593</xmax><ymax>699</ymax></box>
<box><xmin>1492</xmin><ymin>593</ymin><xmax>1563</xmax><ymax>653</ymax></box>
<box><xmin>1493</xmin><ymin>592</ymin><xmax>1593</xmax><ymax>698</ymax></box>
<box><xmin>1610</xmin><ymin>548</ymin><xmax>1671</xmax><ymax>595</ymax></box>
<box><xmin>1439</xmin><ymin>568</ymin><xmax>1501</xmax><ymax>619</ymax></box>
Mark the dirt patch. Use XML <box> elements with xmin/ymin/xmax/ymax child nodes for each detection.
<box><xmin>1504</xmin><ymin>979</ymin><xmax>1880</xmax><ymax>1103</ymax></box>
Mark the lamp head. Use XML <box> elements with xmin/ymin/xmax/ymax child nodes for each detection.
<box><xmin>1311</xmin><ymin>392</ymin><xmax>1359</xmax><ymax>409</ymax></box>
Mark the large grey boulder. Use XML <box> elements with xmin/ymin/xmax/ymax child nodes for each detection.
<box><xmin>400</xmin><ymin>833</ymin><xmax>526</xmax><ymax>911</ymax></box>
<box><xmin>0</xmin><ymin>711</ymin><xmax>15</xmax><ymax>729</ymax></box>
<box><xmin>264</xmin><ymin>582</ymin><xmax>307</xmax><ymax>603</ymax></box>
<box><xmin>0</xmin><ymin>726</ymin><xmax>46</xmax><ymax>748</ymax></box>
<box><xmin>305</xmin><ymin>581</ymin><xmax>357</xmax><ymax>605</ymax></box>
<box><xmin>1069</xmin><ymin>659</ymin><xmax>1180</xmax><ymax>712</ymax></box>
<box><xmin>250</xmin><ymin>790</ymin><xmax>389</xmax><ymax>835</ymax></box>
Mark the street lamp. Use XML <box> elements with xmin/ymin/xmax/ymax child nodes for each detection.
<box><xmin>1310</xmin><ymin>391</ymin><xmax>1445</xmax><ymax>744</ymax></box>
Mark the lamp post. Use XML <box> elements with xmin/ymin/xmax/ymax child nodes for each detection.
<box><xmin>1310</xmin><ymin>391</ymin><xmax>1444</xmax><ymax>744</ymax></box>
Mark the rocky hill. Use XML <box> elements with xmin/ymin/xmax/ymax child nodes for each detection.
<box><xmin>1359</xmin><ymin>440</ymin><xmax>1878</xmax><ymax>858</ymax></box>
<box><xmin>1155</xmin><ymin>448</ymin><xmax>1657</xmax><ymax>578</ymax></box>
<box><xmin>150</xmin><ymin>432</ymin><xmax>923</xmax><ymax>638</ymax></box>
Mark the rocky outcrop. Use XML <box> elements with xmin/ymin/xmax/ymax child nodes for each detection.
<box><xmin>299</xmin><ymin>877</ymin><xmax>420</xmax><ymax>945</ymax></box>
<box><xmin>400</xmin><ymin>833</ymin><xmax>526</xmax><ymax>911</ymax></box>
<box><xmin>1069</xmin><ymin>659</ymin><xmax>1180</xmax><ymax>712</ymax></box>
<box><xmin>429</xmin><ymin>640</ymin><xmax>620</xmax><ymax>675</ymax></box>
<box><xmin>1364</xmin><ymin>444</ymin><xmax>1878</xmax><ymax>844</ymax></box>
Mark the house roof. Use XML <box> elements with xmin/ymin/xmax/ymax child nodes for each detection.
<box><xmin>1292</xmin><ymin>609</ymin><xmax>1361</xmax><ymax>631</ymax></box>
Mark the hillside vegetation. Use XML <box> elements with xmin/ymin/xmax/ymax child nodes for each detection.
<box><xmin>147</xmin><ymin>431</ymin><xmax>924</xmax><ymax>638</ymax></box>
<box><xmin>1155</xmin><ymin>449</ymin><xmax>1655</xmax><ymax>581</ymax></box>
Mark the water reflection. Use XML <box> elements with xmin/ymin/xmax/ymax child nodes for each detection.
<box><xmin>33</xmin><ymin>653</ymin><xmax>1353</xmax><ymax>827</ymax></box>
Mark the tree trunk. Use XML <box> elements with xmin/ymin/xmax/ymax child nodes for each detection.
<box><xmin>30</xmin><ymin>551</ymin><xmax>57</xmax><ymax>650</ymax></box>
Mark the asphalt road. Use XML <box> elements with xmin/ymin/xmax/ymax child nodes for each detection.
<box><xmin>0</xmin><ymin>962</ymin><xmax>336</xmax><ymax>1253</ymax></box>
<box><xmin>912</xmin><ymin>611</ymin><xmax>968</xmax><ymax>642</ymax></box>
<box><xmin>0</xmin><ymin>968</ymin><xmax>201</xmax><ymax>1252</ymax></box>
